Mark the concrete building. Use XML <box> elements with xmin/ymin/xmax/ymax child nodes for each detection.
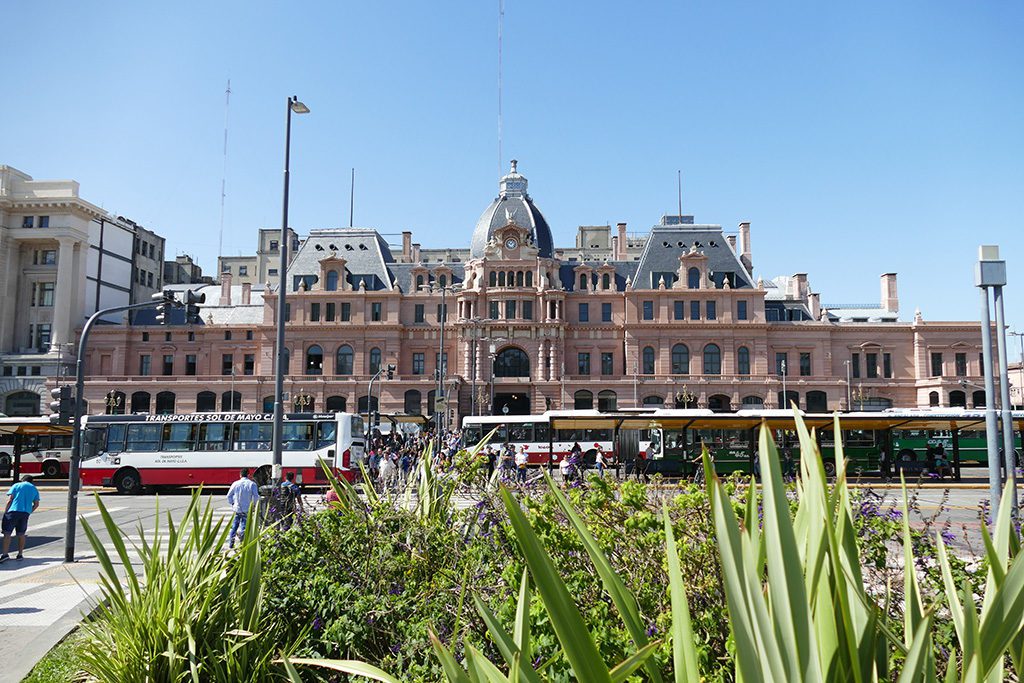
<box><xmin>126</xmin><ymin>218</ymin><xmax>165</xmax><ymax>305</ymax></box>
<box><xmin>163</xmin><ymin>254</ymin><xmax>212</xmax><ymax>285</ymax></box>
<box><xmin>0</xmin><ymin>165</ymin><xmax>167</xmax><ymax>415</ymax></box>
<box><xmin>218</xmin><ymin>227</ymin><xmax>300</xmax><ymax>286</ymax></box>
<box><xmin>78</xmin><ymin>161</ymin><xmax>990</xmax><ymax>421</ymax></box>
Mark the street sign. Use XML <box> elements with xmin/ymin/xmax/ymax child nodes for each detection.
<box><xmin>434</xmin><ymin>397</ymin><xmax>447</xmax><ymax>412</ymax></box>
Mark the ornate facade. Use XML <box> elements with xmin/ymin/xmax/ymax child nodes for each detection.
<box><xmin>77</xmin><ymin>162</ymin><xmax>987</xmax><ymax>421</ymax></box>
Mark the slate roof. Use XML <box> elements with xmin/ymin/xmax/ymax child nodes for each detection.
<box><xmin>558</xmin><ymin>262</ymin><xmax>639</xmax><ymax>291</ymax></box>
<box><xmin>132</xmin><ymin>283</ymin><xmax>266</xmax><ymax>326</ymax></box>
<box><xmin>470</xmin><ymin>162</ymin><xmax>554</xmax><ymax>259</ymax></box>
<box><xmin>288</xmin><ymin>229</ymin><xmax>396</xmax><ymax>292</ymax></box>
<box><xmin>633</xmin><ymin>224</ymin><xmax>753</xmax><ymax>291</ymax></box>
<box><xmin>387</xmin><ymin>263</ymin><xmax>466</xmax><ymax>294</ymax></box>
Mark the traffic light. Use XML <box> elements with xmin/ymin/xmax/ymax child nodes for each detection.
<box><xmin>153</xmin><ymin>289</ymin><xmax>176</xmax><ymax>325</ymax></box>
<box><xmin>184</xmin><ymin>290</ymin><xmax>205</xmax><ymax>325</ymax></box>
<box><xmin>386</xmin><ymin>363</ymin><xmax>395</xmax><ymax>380</ymax></box>
<box><xmin>49</xmin><ymin>385</ymin><xmax>74</xmax><ymax>426</ymax></box>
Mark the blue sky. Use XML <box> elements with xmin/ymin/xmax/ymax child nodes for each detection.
<box><xmin>4</xmin><ymin>1</ymin><xmax>1022</xmax><ymax>335</ymax></box>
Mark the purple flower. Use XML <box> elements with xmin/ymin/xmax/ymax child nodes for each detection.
<box><xmin>887</xmin><ymin>509</ymin><xmax>902</xmax><ymax>520</ymax></box>
<box><xmin>941</xmin><ymin>529</ymin><xmax>956</xmax><ymax>543</ymax></box>
<box><xmin>646</xmin><ymin>623</ymin><xmax>658</xmax><ymax>637</ymax></box>
<box><xmin>312</xmin><ymin>617</ymin><xmax>324</xmax><ymax>631</ymax></box>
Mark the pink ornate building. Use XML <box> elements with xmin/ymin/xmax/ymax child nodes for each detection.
<box><xmin>79</xmin><ymin>162</ymin><xmax>987</xmax><ymax>421</ymax></box>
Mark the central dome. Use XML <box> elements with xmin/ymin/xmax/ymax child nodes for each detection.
<box><xmin>469</xmin><ymin>160</ymin><xmax>554</xmax><ymax>259</ymax></box>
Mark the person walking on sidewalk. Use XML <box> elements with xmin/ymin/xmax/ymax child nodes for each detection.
<box><xmin>1</xmin><ymin>474</ymin><xmax>40</xmax><ymax>562</ymax></box>
<box><xmin>226</xmin><ymin>468</ymin><xmax>259</xmax><ymax>549</ymax></box>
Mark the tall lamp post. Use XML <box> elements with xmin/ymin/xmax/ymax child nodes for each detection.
<box><xmin>271</xmin><ymin>96</ymin><xmax>310</xmax><ymax>485</ymax></box>
<box><xmin>843</xmin><ymin>360</ymin><xmax>852</xmax><ymax>411</ymax></box>
<box><xmin>434</xmin><ymin>283</ymin><xmax>461</xmax><ymax>453</ymax></box>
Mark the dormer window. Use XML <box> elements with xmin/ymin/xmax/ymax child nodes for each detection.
<box><xmin>326</xmin><ymin>270</ymin><xmax>339</xmax><ymax>291</ymax></box>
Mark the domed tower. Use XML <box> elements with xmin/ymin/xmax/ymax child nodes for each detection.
<box><xmin>470</xmin><ymin>160</ymin><xmax>554</xmax><ymax>259</ymax></box>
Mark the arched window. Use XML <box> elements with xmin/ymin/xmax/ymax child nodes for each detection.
<box><xmin>806</xmin><ymin>390</ymin><xmax>828</xmax><ymax>413</ymax></box>
<box><xmin>506</xmin><ymin>271</ymin><xmax>514</xmax><ymax>287</ymax></box>
<box><xmin>369</xmin><ymin>348</ymin><xmax>382</xmax><ymax>374</ymax></box>
<box><xmin>516</xmin><ymin>271</ymin><xmax>524</xmax><ymax>287</ymax></box>
<box><xmin>130</xmin><ymin>391</ymin><xmax>151</xmax><ymax>414</ymax></box>
<box><xmin>498</xmin><ymin>272</ymin><xmax>506</xmax><ymax>287</ymax></box>
<box><xmin>928</xmin><ymin>391</ymin><xmax>940</xmax><ymax>407</ymax></box>
<box><xmin>196</xmin><ymin>391</ymin><xmax>217</xmax><ymax>413</ymax></box>
<box><xmin>642</xmin><ymin>346</ymin><xmax>655</xmax><ymax>374</ymax></box>
<box><xmin>579</xmin><ymin>274</ymin><xmax>587</xmax><ymax>290</ymax></box>
<box><xmin>671</xmin><ymin>344</ymin><xmax>689</xmax><ymax>374</ymax></box>
<box><xmin>778</xmin><ymin>391</ymin><xmax>799</xmax><ymax>410</ymax></box>
<box><xmin>105</xmin><ymin>391</ymin><xmax>126</xmax><ymax>415</ymax></box>
<box><xmin>737</xmin><ymin>346</ymin><xmax>750</xmax><ymax>375</ymax></box>
<box><xmin>494</xmin><ymin>347</ymin><xmax>530</xmax><ymax>377</ymax></box>
<box><xmin>439</xmin><ymin>274</ymin><xmax>447</xmax><ymax>288</ymax></box>
<box><xmin>222</xmin><ymin>391</ymin><xmax>241</xmax><ymax>411</ymax></box>
<box><xmin>155</xmin><ymin>391</ymin><xmax>176</xmax><ymax>415</ymax></box>
<box><xmin>404</xmin><ymin>389</ymin><xmax>422</xmax><ymax>415</ymax></box>
<box><xmin>525</xmin><ymin>271</ymin><xmax>533</xmax><ymax>287</ymax></box>
<box><xmin>597</xmin><ymin>390</ymin><xmax>617</xmax><ymax>412</ymax></box>
<box><xmin>426</xmin><ymin>390</ymin><xmax>436</xmax><ymax>416</ymax></box>
<box><xmin>708</xmin><ymin>394</ymin><xmax>731</xmax><ymax>413</ymax></box>
<box><xmin>643</xmin><ymin>395</ymin><xmax>665</xmax><ymax>406</ymax></box>
<box><xmin>326</xmin><ymin>395</ymin><xmax>347</xmax><ymax>412</ymax></box>
<box><xmin>574</xmin><ymin>390</ymin><xmax>593</xmax><ymax>410</ymax></box>
<box><xmin>336</xmin><ymin>345</ymin><xmax>354</xmax><ymax>375</ymax></box>
<box><xmin>326</xmin><ymin>270</ymin><xmax>339</xmax><ymax>291</ymax></box>
<box><xmin>703</xmin><ymin>344</ymin><xmax>721</xmax><ymax>375</ymax></box>
<box><xmin>949</xmin><ymin>390</ymin><xmax>967</xmax><ymax>408</ymax></box>
<box><xmin>305</xmin><ymin>345</ymin><xmax>323</xmax><ymax>375</ymax></box>
<box><xmin>742</xmin><ymin>395</ymin><xmax>765</xmax><ymax>407</ymax></box>
<box><xmin>262</xmin><ymin>396</ymin><xmax>274</xmax><ymax>413</ymax></box>
<box><xmin>687</xmin><ymin>267</ymin><xmax>701</xmax><ymax>289</ymax></box>
<box><xmin>3</xmin><ymin>391</ymin><xmax>41</xmax><ymax>417</ymax></box>
<box><xmin>972</xmin><ymin>390</ymin><xmax>986</xmax><ymax>408</ymax></box>
<box><xmin>417</xmin><ymin>274</ymin><xmax>425</xmax><ymax>290</ymax></box>
<box><xmin>602</xmin><ymin>273</ymin><xmax>610</xmax><ymax>290</ymax></box>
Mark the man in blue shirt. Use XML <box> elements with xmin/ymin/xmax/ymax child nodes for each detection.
<box><xmin>226</xmin><ymin>468</ymin><xmax>259</xmax><ymax>549</ymax></box>
<box><xmin>2</xmin><ymin>474</ymin><xmax>41</xmax><ymax>562</ymax></box>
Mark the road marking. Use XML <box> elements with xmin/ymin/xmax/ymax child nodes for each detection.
<box><xmin>29</xmin><ymin>507</ymin><xmax>127</xmax><ymax>531</ymax></box>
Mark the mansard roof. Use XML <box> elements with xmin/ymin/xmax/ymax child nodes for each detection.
<box><xmin>288</xmin><ymin>228</ymin><xmax>396</xmax><ymax>291</ymax></box>
<box><xmin>632</xmin><ymin>223</ymin><xmax>754</xmax><ymax>291</ymax></box>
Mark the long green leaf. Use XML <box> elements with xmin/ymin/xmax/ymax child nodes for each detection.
<box><xmin>472</xmin><ymin>595</ymin><xmax>543</xmax><ymax>683</ymax></box>
<box><xmin>609</xmin><ymin>640</ymin><xmax>662</xmax><ymax>683</ymax></box>
<box><xmin>428</xmin><ymin>628</ymin><xmax>474</xmax><ymax>683</ymax></box>
<box><xmin>663</xmin><ymin>503</ymin><xmax>701</xmax><ymax>683</ymax></box>
<box><xmin>282</xmin><ymin>657</ymin><xmax>403</xmax><ymax>683</ymax></box>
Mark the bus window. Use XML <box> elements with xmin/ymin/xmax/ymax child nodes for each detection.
<box><xmin>584</xmin><ymin>429</ymin><xmax>611</xmax><ymax>442</ymax></box>
<box><xmin>845</xmin><ymin>430</ymin><xmax>875</xmax><ymax>448</ymax></box>
<box><xmin>283</xmin><ymin>422</ymin><xmax>315</xmax><ymax>450</ymax></box>
<box><xmin>162</xmin><ymin>423</ymin><xmax>197</xmax><ymax>451</ymax></box>
<box><xmin>462</xmin><ymin>426</ymin><xmax>482</xmax><ymax>445</ymax></box>
<box><xmin>126</xmin><ymin>424</ymin><xmax>163</xmax><ymax>452</ymax></box>
<box><xmin>234</xmin><ymin>422</ymin><xmax>273</xmax><ymax>451</ymax></box>
<box><xmin>663</xmin><ymin>430</ymin><xmax>687</xmax><ymax>451</ymax></box>
<box><xmin>317</xmin><ymin>421</ymin><xmax>337</xmax><ymax>449</ymax></box>
<box><xmin>53</xmin><ymin>435</ymin><xmax>72</xmax><ymax>449</ymax></box>
<box><xmin>557</xmin><ymin>429</ymin><xmax>580</xmax><ymax>443</ymax></box>
<box><xmin>351</xmin><ymin>417</ymin><xmax>364</xmax><ymax>439</ymax></box>
<box><xmin>105</xmin><ymin>424</ymin><xmax>127</xmax><ymax>454</ymax></box>
<box><xmin>493</xmin><ymin>425</ymin><xmax>508</xmax><ymax>442</ymax></box>
<box><xmin>648</xmin><ymin>430</ymin><xmax>663</xmax><ymax>456</ymax></box>
<box><xmin>509</xmin><ymin>423</ymin><xmax>533</xmax><ymax>443</ymax></box>
<box><xmin>535</xmin><ymin>423</ymin><xmax>550</xmax><ymax>443</ymax></box>
<box><xmin>197</xmin><ymin>423</ymin><xmax>232</xmax><ymax>451</ymax></box>
<box><xmin>724</xmin><ymin>430</ymin><xmax>749</xmax><ymax>449</ymax></box>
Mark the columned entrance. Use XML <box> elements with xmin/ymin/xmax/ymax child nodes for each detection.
<box><xmin>493</xmin><ymin>392</ymin><xmax>530</xmax><ymax>416</ymax></box>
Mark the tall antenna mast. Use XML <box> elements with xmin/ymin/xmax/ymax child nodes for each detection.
<box><xmin>498</xmin><ymin>0</ymin><xmax>504</xmax><ymax>175</ymax></box>
<box><xmin>217</xmin><ymin>79</ymin><xmax>231</xmax><ymax>259</ymax></box>
<box><xmin>677</xmin><ymin>169</ymin><xmax>682</xmax><ymax>220</ymax></box>
<box><xmin>349</xmin><ymin>168</ymin><xmax>355</xmax><ymax>227</ymax></box>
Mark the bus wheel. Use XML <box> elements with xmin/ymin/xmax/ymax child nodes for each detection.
<box><xmin>898</xmin><ymin>449</ymin><xmax>916</xmax><ymax>462</ymax></box>
<box><xmin>254</xmin><ymin>465</ymin><xmax>272</xmax><ymax>487</ymax></box>
<box><xmin>823</xmin><ymin>461</ymin><xmax>836</xmax><ymax>477</ymax></box>
<box><xmin>113</xmin><ymin>468</ymin><xmax>142</xmax><ymax>495</ymax></box>
<box><xmin>43</xmin><ymin>460</ymin><xmax>62</xmax><ymax>478</ymax></box>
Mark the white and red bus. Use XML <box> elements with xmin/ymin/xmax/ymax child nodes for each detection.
<box><xmin>461</xmin><ymin>413</ymin><xmax>614</xmax><ymax>465</ymax></box>
<box><xmin>0</xmin><ymin>417</ymin><xmax>74</xmax><ymax>479</ymax></box>
<box><xmin>80</xmin><ymin>411</ymin><xmax>365</xmax><ymax>494</ymax></box>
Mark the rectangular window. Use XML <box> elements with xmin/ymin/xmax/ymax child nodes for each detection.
<box><xmin>412</xmin><ymin>353</ymin><xmax>425</xmax><ymax>375</ymax></box>
<box><xmin>979</xmin><ymin>353</ymin><xmax>985</xmax><ymax>376</ymax></box>
<box><xmin>414</xmin><ymin>304</ymin><xmax>425</xmax><ymax>323</ymax></box>
<box><xmin>883</xmin><ymin>353</ymin><xmax>892</xmax><ymax>378</ymax></box>
<box><xmin>310</xmin><ymin>303</ymin><xmax>321</xmax><ymax>322</ymax></box>
<box><xmin>139</xmin><ymin>355</ymin><xmax>151</xmax><ymax>376</ymax></box>
<box><xmin>705</xmin><ymin>301</ymin><xmax>716</xmax><ymax>320</ymax></box>
<box><xmin>325</xmin><ymin>303</ymin><xmax>336</xmax><ymax>322</ymax></box>
<box><xmin>162</xmin><ymin>354</ymin><xmax>174</xmax><ymax>376</ymax></box>
<box><xmin>775</xmin><ymin>352</ymin><xmax>788</xmax><ymax>376</ymax></box>
<box><xmin>39</xmin><ymin>250</ymin><xmax>56</xmax><ymax>265</ymax></box>
<box><xmin>642</xmin><ymin>300</ymin><xmax>654</xmax><ymax>320</ymax></box>
<box><xmin>37</xmin><ymin>282</ymin><xmax>55</xmax><ymax>307</ymax></box>
<box><xmin>31</xmin><ymin>366</ymin><xmax>41</xmax><ymax>376</ymax></box>
<box><xmin>851</xmin><ymin>353</ymin><xmax>861</xmax><ymax>379</ymax></box>
<box><xmin>505</xmin><ymin>300</ymin><xmax>516</xmax><ymax>319</ymax></box>
<box><xmin>142</xmin><ymin>332</ymin><xmax>149</xmax><ymax>342</ymax></box>
<box><xmin>435</xmin><ymin>353</ymin><xmax>448</xmax><ymax>376</ymax></box>
<box><xmin>955</xmin><ymin>352</ymin><xmax>967</xmax><ymax>377</ymax></box>
<box><xmin>690</xmin><ymin>301</ymin><xmax>700</xmax><ymax>321</ymax></box>
<box><xmin>222</xmin><ymin>354</ymin><xmax>233</xmax><ymax>375</ymax></box>
<box><xmin>340</xmin><ymin>303</ymin><xmax>351</xmax><ymax>321</ymax></box>
<box><xmin>165</xmin><ymin>332</ymin><xmax>172</xmax><ymax>342</ymax></box>
<box><xmin>268</xmin><ymin>268</ymin><xmax>278</xmax><ymax>276</ymax></box>
<box><xmin>371</xmin><ymin>302</ymin><xmax>382</xmax><ymax>321</ymax></box>
<box><xmin>147</xmin><ymin>272</ymin><xmax>154</xmax><ymax>288</ymax></box>
<box><xmin>238</xmin><ymin>265</ymin><xmax>248</xmax><ymax>276</ymax></box>
<box><xmin>185</xmin><ymin>354</ymin><xmax>197</xmax><ymax>376</ymax></box>
<box><xmin>1</xmin><ymin>367</ymin><xmax>10</xmax><ymax>377</ymax></box>
<box><xmin>578</xmin><ymin>303</ymin><xmax>589</xmax><ymax>322</ymax></box>
<box><xmin>601</xmin><ymin>352</ymin><xmax>613</xmax><ymax>376</ymax></box>
<box><xmin>269</xmin><ymin>240</ymin><xmax>279</xmax><ymax>251</ymax></box>
<box><xmin>489</xmin><ymin>301</ymin><xmax>499</xmax><ymax>319</ymax></box>
<box><xmin>674</xmin><ymin>301</ymin><xmax>684</xmax><ymax>321</ymax></box>
<box><xmin>866</xmin><ymin>352</ymin><xmax>878</xmax><ymax>378</ymax></box>
<box><xmin>284</xmin><ymin>303</ymin><xmax>291</xmax><ymax>322</ymax></box>
<box><xmin>16</xmin><ymin>366</ymin><xmax>26</xmax><ymax>376</ymax></box>
<box><xmin>577</xmin><ymin>352</ymin><xmax>591</xmax><ymax>375</ymax></box>
<box><xmin>188</xmin><ymin>331</ymin><xmax>195</xmax><ymax>342</ymax></box>
<box><xmin>244</xmin><ymin>354</ymin><xmax>255</xmax><ymax>375</ymax></box>
<box><xmin>225</xmin><ymin>331</ymin><xmax>233</xmax><ymax>341</ymax></box>
<box><xmin>930</xmin><ymin>352</ymin><xmax>943</xmax><ymax>377</ymax></box>
<box><xmin>737</xmin><ymin>300</ymin><xmax>748</xmax><ymax>320</ymax></box>
<box><xmin>22</xmin><ymin>216</ymin><xmax>33</xmax><ymax>228</ymax></box>
<box><xmin>523</xmin><ymin>300</ymin><xmax>533</xmax><ymax>320</ymax></box>
<box><xmin>38</xmin><ymin>216</ymin><xmax>49</xmax><ymax>228</ymax></box>
<box><xmin>800</xmin><ymin>352</ymin><xmax>811</xmax><ymax>376</ymax></box>
<box><xmin>601</xmin><ymin>302</ymin><xmax>612</xmax><ymax>322</ymax></box>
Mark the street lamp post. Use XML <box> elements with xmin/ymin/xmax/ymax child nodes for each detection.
<box><xmin>271</xmin><ymin>95</ymin><xmax>309</xmax><ymax>485</ymax></box>
<box><xmin>781</xmin><ymin>359</ymin><xmax>788</xmax><ymax>409</ymax></box>
<box><xmin>434</xmin><ymin>283</ymin><xmax>461</xmax><ymax>453</ymax></box>
<box><xmin>843</xmin><ymin>360</ymin><xmax>852</xmax><ymax>411</ymax></box>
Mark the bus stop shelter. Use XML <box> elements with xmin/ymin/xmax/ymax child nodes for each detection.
<box><xmin>0</xmin><ymin>419</ymin><xmax>73</xmax><ymax>483</ymax></box>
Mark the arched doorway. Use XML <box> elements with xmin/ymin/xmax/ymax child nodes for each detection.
<box><xmin>707</xmin><ymin>394</ymin><xmax>731</xmax><ymax>413</ymax></box>
<box><xmin>806</xmin><ymin>390</ymin><xmax>828</xmax><ymax>413</ymax></box>
<box><xmin>494</xmin><ymin>392</ymin><xmax>530</xmax><ymax>415</ymax></box>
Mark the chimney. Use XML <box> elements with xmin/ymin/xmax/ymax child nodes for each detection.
<box><xmin>726</xmin><ymin>234</ymin><xmax>737</xmax><ymax>250</ymax></box>
<box><xmin>808</xmin><ymin>292</ymin><xmax>821</xmax><ymax>320</ymax></box>
<box><xmin>881</xmin><ymin>272</ymin><xmax>899</xmax><ymax>312</ymax></box>
<box><xmin>616</xmin><ymin>223</ymin><xmax>627</xmax><ymax>259</ymax></box>
<box><xmin>220</xmin><ymin>272</ymin><xmax>232</xmax><ymax>306</ymax></box>
<box><xmin>412</xmin><ymin>242</ymin><xmax>421</xmax><ymax>263</ymax></box>
<box><xmin>791</xmin><ymin>273</ymin><xmax>808</xmax><ymax>300</ymax></box>
<box><xmin>611</xmin><ymin>236</ymin><xmax>620</xmax><ymax>261</ymax></box>
<box><xmin>241</xmin><ymin>282</ymin><xmax>251</xmax><ymax>305</ymax></box>
<box><xmin>738</xmin><ymin>222</ymin><xmax>752</xmax><ymax>272</ymax></box>
<box><xmin>402</xmin><ymin>231</ymin><xmax>412</xmax><ymax>262</ymax></box>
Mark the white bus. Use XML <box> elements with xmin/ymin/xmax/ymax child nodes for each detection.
<box><xmin>461</xmin><ymin>414</ymin><xmax>614</xmax><ymax>465</ymax></box>
<box><xmin>80</xmin><ymin>411</ymin><xmax>365</xmax><ymax>494</ymax></box>
<box><xmin>0</xmin><ymin>417</ymin><xmax>74</xmax><ymax>479</ymax></box>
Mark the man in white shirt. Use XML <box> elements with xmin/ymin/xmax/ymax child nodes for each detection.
<box><xmin>595</xmin><ymin>445</ymin><xmax>606</xmax><ymax>477</ymax></box>
<box><xmin>227</xmin><ymin>468</ymin><xmax>259</xmax><ymax>549</ymax></box>
<box><xmin>515</xmin><ymin>446</ymin><xmax>529</xmax><ymax>483</ymax></box>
